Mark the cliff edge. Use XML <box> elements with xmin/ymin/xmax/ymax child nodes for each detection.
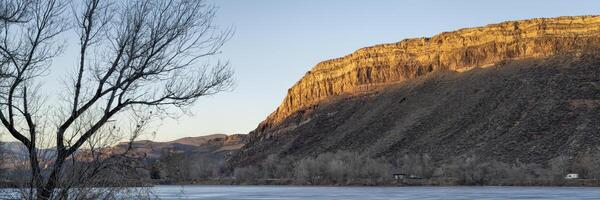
<box><xmin>259</xmin><ymin>15</ymin><xmax>600</xmax><ymax>134</ymax></box>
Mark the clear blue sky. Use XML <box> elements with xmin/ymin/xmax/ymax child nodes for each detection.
<box><xmin>6</xmin><ymin>1</ymin><xmax>600</xmax><ymax>142</ymax></box>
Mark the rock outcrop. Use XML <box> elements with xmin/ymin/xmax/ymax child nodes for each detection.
<box><xmin>259</xmin><ymin>15</ymin><xmax>600</xmax><ymax>134</ymax></box>
<box><xmin>232</xmin><ymin>15</ymin><xmax>600</xmax><ymax>167</ymax></box>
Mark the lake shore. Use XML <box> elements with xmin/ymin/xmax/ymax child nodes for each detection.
<box><xmin>152</xmin><ymin>178</ymin><xmax>600</xmax><ymax>187</ymax></box>
<box><xmin>2</xmin><ymin>178</ymin><xmax>600</xmax><ymax>189</ymax></box>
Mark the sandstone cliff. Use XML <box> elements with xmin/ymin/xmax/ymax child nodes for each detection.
<box><xmin>232</xmin><ymin>15</ymin><xmax>600</xmax><ymax>167</ymax></box>
<box><xmin>259</xmin><ymin>15</ymin><xmax>600</xmax><ymax>133</ymax></box>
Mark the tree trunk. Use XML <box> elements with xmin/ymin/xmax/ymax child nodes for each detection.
<box><xmin>37</xmin><ymin>153</ymin><xmax>67</xmax><ymax>200</ymax></box>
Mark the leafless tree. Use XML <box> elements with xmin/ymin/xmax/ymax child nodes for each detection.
<box><xmin>0</xmin><ymin>0</ymin><xmax>30</xmax><ymax>24</ymax></box>
<box><xmin>394</xmin><ymin>153</ymin><xmax>436</xmax><ymax>179</ymax></box>
<box><xmin>571</xmin><ymin>152</ymin><xmax>600</xmax><ymax>179</ymax></box>
<box><xmin>233</xmin><ymin>165</ymin><xmax>260</xmax><ymax>183</ymax></box>
<box><xmin>13</xmin><ymin>121</ymin><xmax>154</xmax><ymax>199</ymax></box>
<box><xmin>0</xmin><ymin>140</ymin><xmax>4</xmax><ymax>180</ymax></box>
<box><xmin>290</xmin><ymin>151</ymin><xmax>390</xmax><ymax>185</ymax></box>
<box><xmin>0</xmin><ymin>0</ymin><xmax>232</xmax><ymax>199</ymax></box>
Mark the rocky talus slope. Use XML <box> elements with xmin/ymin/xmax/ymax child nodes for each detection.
<box><xmin>232</xmin><ymin>15</ymin><xmax>600</xmax><ymax>166</ymax></box>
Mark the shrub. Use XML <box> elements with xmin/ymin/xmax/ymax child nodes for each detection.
<box><xmin>233</xmin><ymin>166</ymin><xmax>260</xmax><ymax>182</ymax></box>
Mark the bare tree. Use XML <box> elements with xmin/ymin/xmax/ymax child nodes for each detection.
<box><xmin>0</xmin><ymin>0</ymin><xmax>233</xmax><ymax>199</ymax></box>
<box><xmin>394</xmin><ymin>153</ymin><xmax>435</xmax><ymax>179</ymax></box>
<box><xmin>0</xmin><ymin>140</ymin><xmax>4</xmax><ymax>181</ymax></box>
<box><xmin>0</xmin><ymin>0</ymin><xmax>30</xmax><ymax>24</ymax></box>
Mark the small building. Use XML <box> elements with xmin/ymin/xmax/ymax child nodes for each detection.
<box><xmin>565</xmin><ymin>173</ymin><xmax>579</xmax><ymax>179</ymax></box>
<box><xmin>393</xmin><ymin>173</ymin><xmax>407</xmax><ymax>180</ymax></box>
<box><xmin>393</xmin><ymin>173</ymin><xmax>423</xmax><ymax>180</ymax></box>
<box><xmin>408</xmin><ymin>174</ymin><xmax>423</xmax><ymax>179</ymax></box>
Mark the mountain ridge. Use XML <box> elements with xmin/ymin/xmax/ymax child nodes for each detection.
<box><xmin>0</xmin><ymin>134</ymin><xmax>247</xmax><ymax>164</ymax></box>
<box><xmin>232</xmin><ymin>15</ymin><xmax>600</xmax><ymax>167</ymax></box>
<box><xmin>257</xmin><ymin>15</ymin><xmax>600</xmax><ymax>134</ymax></box>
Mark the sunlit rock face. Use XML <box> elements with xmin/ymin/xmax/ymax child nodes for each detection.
<box><xmin>226</xmin><ymin>15</ymin><xmax>600</xmax><ymax>168</ymax></box>
<box><xmin>256</xmin><ymin>15</ymin><xmax>600</xmax><ymax>135</ymax></box>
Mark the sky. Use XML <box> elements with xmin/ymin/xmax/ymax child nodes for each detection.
<box><xmin>4</xmin><ymin>1</ymin><xmax>600</xmax><ymax>142</ymax></box>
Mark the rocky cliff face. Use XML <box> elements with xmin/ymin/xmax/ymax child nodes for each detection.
<box><xmin>232</xmin><ymin>15</ymin><xmax>600</xmax><ymax>167</ymax></box>
<box><xmin>258</xmin><ymin>16</ymin><xmax>600</xmax><ymax>134</ymax></box>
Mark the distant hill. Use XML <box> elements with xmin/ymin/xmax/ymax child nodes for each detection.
<box><xmin>1</xmin><ymin>134</ymin><xmax>248</xmax><ymax>169</ymax></box>
<box><xmin>110</xmin><ymin>134</ymin><xmax>247</xmax><ymax>159</ymax></box>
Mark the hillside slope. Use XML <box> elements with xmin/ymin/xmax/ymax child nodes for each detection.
<box><xmin>110</xmin><ymin>134</ymin><xmax>247</xmax><ymax>159</ymax></box>
<box><xmin>232</xmin><ymin>15</ymin><xmax>600</xmax><ymax>166</ymax></box>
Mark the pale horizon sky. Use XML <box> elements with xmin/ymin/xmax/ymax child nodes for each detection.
<box><xmin>3</xmin><ymin>1</ymin><xmax>600</xmax><ymax>142</ymax></box>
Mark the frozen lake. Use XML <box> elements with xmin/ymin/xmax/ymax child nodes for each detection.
<box><xmin>153</xmin><ymin>185</ymin><xmax>600</xmax><ymax>200</ymax></box>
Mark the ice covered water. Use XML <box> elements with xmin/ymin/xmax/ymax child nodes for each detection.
<box><xmin>152</xmin><ymin>186</ymin><xmax>600</xmax><ymax>200</ymax></box>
